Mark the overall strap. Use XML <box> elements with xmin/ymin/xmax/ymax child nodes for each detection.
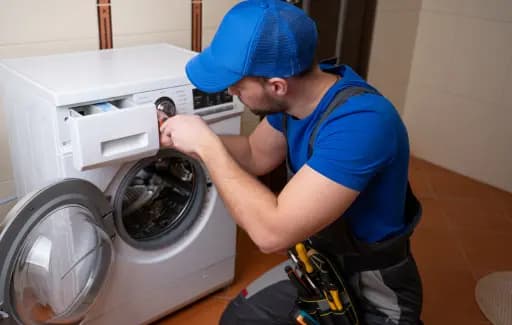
<box><xmin>307</xmin><ymin>86</ymin><xmax>379</xmax><ymax>158</ymax></box>
<box><xmin>282</xmin><ymin>85</ymin><xmax>379</xmax><ymax>175</ymax></box>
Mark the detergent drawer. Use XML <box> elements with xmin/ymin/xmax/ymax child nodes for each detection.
<box><xmin>68</xmin><ymin>100</ymin><xmax>159</xmax><ymax>171</ymax></box>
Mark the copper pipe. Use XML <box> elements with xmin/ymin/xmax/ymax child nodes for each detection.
<box><xmin>97</xmin><ymin>0</ymin><xmax>113</xmax><ymax>49</ymax></box>
<box><xmin>191</xmin><ymin>0</ymin><xmax>202</xmax><ymax>52</ymax></box>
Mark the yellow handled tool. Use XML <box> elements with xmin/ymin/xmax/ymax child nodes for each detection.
<box><xmin>323</xmin><ymin>290</ymin><xmax>338</xmax><ymax>311</ymax></box>
<box><xmin>295</xmin><ymin>243</ymin><xmax>314</xmax><ymax>273</ymax></box>
<box><xmin>330</xmin><ymin>289</ymin><xmax>343</xmax><ymax>311</ymax></box>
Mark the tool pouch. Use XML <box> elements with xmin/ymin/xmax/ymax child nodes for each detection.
<box><xmin>295</xmin><ymin>298</ymin><xmax>356</xmax><ymax>325</ymax></box>
<box><xmin>289</xmin><ymin>244</ymin><xmax>360</xmax><ymax>325</ymax></box>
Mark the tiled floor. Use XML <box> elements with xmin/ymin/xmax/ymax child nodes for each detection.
<box><xmin>155</xmin><ymin>157</ymin><xmax>512</xmax><ymax>324</ymax></box>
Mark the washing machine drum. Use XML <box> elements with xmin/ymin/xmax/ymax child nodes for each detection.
<box><xmin>114</xmin><ymin>149</ymin><xmax>208</xmax><ymax>250</ymax></box>
<box><xmin>0</xmin><ymin>179</ymin><xmax>115</xmax><ymax>325</ymax></box>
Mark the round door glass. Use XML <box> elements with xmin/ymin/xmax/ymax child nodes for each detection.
<box><xmin>114</xmin><ymin>150</ymin><xmax>207</xmax><ymax>250</ymax></box>
<box><xmin>10</xmin><ymin>205</ymin><xmax>113</xmax><ymax>325</ymax></box>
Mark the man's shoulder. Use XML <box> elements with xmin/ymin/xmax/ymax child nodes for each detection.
<box><xmin>312</xmin><ymin>92</ymin><xmax>403</xmax><ymax>158</ymax></box>
<box><xmin>322</xmin><ymin>91</ymin><xmax>396</xmax><ymax>126</ymax></box>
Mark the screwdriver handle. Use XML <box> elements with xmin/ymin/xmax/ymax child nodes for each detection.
<box><xmin>323</xmin><ymin>290</ymin><xmax>337</xmax><ymax>311</ymax></box>
<box><xmin>330</xmin><ymin>289</ymin><xmax>343</xmax><ymax>311</ymax></box>
<box><xmin>296</xmin><ymin>243</ymin><xmax>314</xmax><ymax>273</ymax></box>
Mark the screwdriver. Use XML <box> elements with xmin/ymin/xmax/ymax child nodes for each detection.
<box><xmin>288</xmin><ymin>249</ymin><xmax>320</xmax><ymax>297</ymax></box>
<box><xmin>292</xmin><ymin>309</ymin><xmax>319</xmax><ymax>325</ymax></box>
<box><xmin>295</xmin><ymin>243</ymin><xmax>314</xmax><ymax>273</ymax></box>
<box><xmin>157</xmin><ymin>109</ymin><xmax>169</xmax><ymax>128</ymax></box>
<box><xmin>329</xmin><ymin>286</ymin><xmax>343</xmax><ymax>311</ymax></box>
<box><xmin>285</xmin><ymin>265</ymin><xmax>311</xmax><ymax>297</ymax></box>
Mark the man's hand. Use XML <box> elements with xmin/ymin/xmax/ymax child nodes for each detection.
<box><xmin>159</xmin><ymin>114</ymin><xmax>218</xmax><ymax>158</ymax></box>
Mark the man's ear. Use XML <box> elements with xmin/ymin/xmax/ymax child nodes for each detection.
<box><xmin>266</xmin><ymin>77</ymin><xmax>288</xmax><ymax>96</ymax></box>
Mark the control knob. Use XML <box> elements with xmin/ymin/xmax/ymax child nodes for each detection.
<box><xmin>155</xmin><ymin>97</ymin><xmax>176</xmax><ymax>118</ymax></box>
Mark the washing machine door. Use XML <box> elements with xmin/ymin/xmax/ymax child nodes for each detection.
<box><xmin>0</xmin><ymin>179</ymin><xmax>115</xmax><ymax>325</ymax></box>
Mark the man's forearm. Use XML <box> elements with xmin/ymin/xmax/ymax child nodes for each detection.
<box><xmin>220</xmin><ymin>135</ymin><xmax>257</xmax><ymax>174</ymax></box>
<box><xmin>200</xmin><ymin>136</ymin><xmax>285</xmax><ymax>253</ymax></box>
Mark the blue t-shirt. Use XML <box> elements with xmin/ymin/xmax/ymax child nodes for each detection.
<box><xmin>267</xmin><ymin>65</ymin><xmax>410</xmax><ymax>243</ymax></box>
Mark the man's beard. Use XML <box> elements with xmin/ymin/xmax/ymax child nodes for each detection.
<box><xmin>240</xmin><ymin>98</ymin><xmax>289</xmax><ymax>117</ymax></box>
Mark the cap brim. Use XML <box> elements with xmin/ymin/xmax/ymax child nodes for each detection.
<box><xmin>185</xmin><ymin>47</ymin><xmax>242</xmax><ymax>93</ymax></box>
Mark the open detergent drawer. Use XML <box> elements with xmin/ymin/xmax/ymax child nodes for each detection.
<box><xmin>68</xmin><ymin>99</ymin><xmax>159</xmax><ymax>170</ymax></box>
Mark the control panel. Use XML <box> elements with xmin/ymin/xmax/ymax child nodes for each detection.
<box><xmin>193</xmin><ymin>89</ymin><xmax>232</xmax><ymax>110</ymax></box>
<box><xmin>130</xmin><ymin>85</ymin><xmax>240</xmax><ymax>119</ymax></box>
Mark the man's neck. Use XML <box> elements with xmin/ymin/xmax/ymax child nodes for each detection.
<box><xmin>285</xmin><ymin>69</ymin><xmax>340</xmax><ymax>119</ymax></box>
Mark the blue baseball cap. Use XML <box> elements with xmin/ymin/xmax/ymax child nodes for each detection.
<box><xmin>185</xmin><ymin>0</ymin><xmax>318</xmax><ymax>93</ymax></box>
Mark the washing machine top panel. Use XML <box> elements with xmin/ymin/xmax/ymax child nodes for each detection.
<box><xmin>0</xmin><ymin>43</ymin><xmax>196</xmax><ymax>106</ymax></box>
<box><xmin>0</xmin><ymin>179</ymin><xmax>115</xmax><ymax>325</ymax></box>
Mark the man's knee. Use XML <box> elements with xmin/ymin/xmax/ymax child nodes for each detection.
<box><xmin>219</xmin><ymin>295</ymin><xmax>242</xmax><ymax>325</ymax></box>
<box><xmin>219</xmin><ymin>280</ymin><xmax>298</xmax><ymax>325</ymax></box>
<box><xmin>219</xmin><ymin>294</ymin><xmax>271</xmax><ymax>325</ymax></box>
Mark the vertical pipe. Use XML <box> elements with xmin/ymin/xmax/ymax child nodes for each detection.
<box><xmin>191</xmin><ymin>0</ymin><xmax>203</xmax><ymax>52</ymax></box>
<box><xmin>97</xmin><ymin>0</ymin><xmax>113</xmax><ymax>49</ymax></box>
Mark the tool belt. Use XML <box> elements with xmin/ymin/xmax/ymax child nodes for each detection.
<box><xmin>288</xmin><ymin>242</ymin><xmax>360</xmax><ymax>325</ymax></box>
<box><xmin>311</xmin><ymin>182</ymin><xmax>421</xmax><ymax>273</ymax></box>
<box><xmin>286</xmin><ymin>180</ymin><xmax>422</xmax><ymax>325</ymax></box>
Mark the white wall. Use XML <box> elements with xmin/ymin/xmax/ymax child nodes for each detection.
<box><xmin>110</xmin><ymin>0</ymin><xmax>236</xmax><ymax>50</ymax></box>
<box><xmin>0</xmin><ymin>0</ymin><xmax>237</xmax><ymax>217</ymax></box>
<box><xmin>0</xmin><ymin>0</ymin><xmax>98</xmax><ymax>58</ymax></box>
<box><xmin>0</xmin><ymin>0</ymin><xmax>99</xmax><ymax>216</ymax></box>
<box><xmin>403</xmin><ymin>0</ymin><xmax>512</xmax><ymax>192</ymax></box>
<box><xmin>367</xmin><ymin>0</ymin><xmax>422</xmax><ymax>115</ymax></box>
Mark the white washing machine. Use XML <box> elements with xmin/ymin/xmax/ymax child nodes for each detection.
<box><xmin>0</xmin><ymin>44</ymin><xmax>242</xmax><ymax>324</ymax></box>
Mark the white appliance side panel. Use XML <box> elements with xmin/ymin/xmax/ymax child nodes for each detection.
<box><xmin>0</xmin><ymin>67</ymin><xmax>62</xmax><ymax>197</ymax></box>
<box><xmin>84</xmin><ymin>257</ymin><xmax>235</xmax><ymax>325</ymax></box>
<box><xmin>85</xmin><ymin>189</ymin><xmax>237</xmax><ymax>321</ymax></box>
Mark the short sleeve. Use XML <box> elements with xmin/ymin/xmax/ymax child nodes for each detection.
<box><xmin>307</xmin><ymin>104</ymin><xmax>398</xmax><ymax>191</ymax></box>
<box><xmin>266</xmin><ymin>113</ymin><xmax>284</xmax><ymax>132</ymax></box>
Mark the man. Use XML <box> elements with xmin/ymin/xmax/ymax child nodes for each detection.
<box><xmin>159</xmin><ymin>0</ymin><xmax>423</xmax><ymax>324</ymax></box>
